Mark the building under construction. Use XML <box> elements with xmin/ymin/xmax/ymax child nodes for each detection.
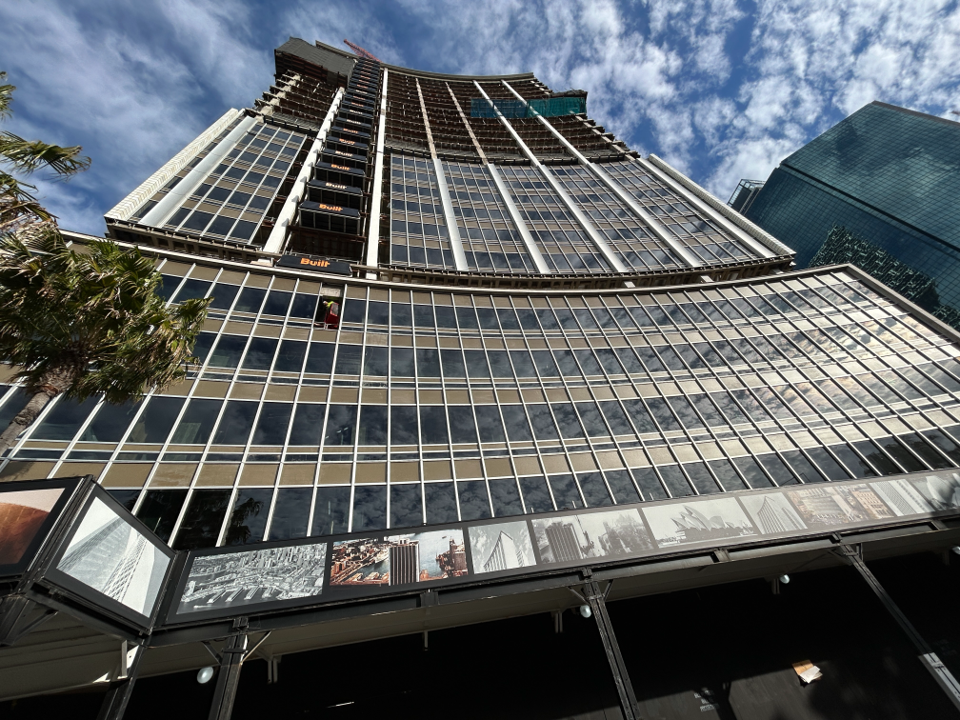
<box><xmin>2</xmin><ymin>38</ymin><xmax>960</xmax><ymax>720</ymax></box>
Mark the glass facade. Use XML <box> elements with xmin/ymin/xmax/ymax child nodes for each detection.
<box><xmin>744</xmin><ymin>102</ymin><xmax>960</xmax><ymax>326</ymax></box>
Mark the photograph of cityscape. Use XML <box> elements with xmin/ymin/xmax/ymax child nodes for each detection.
<box><xmin>330</xmin><ymin>529</ymin><xmax>467</xmax><ymax>587</ymax></box>
<box><xmin>642</xmin><ymin>497</ymin><xmax>756</xmax><ymax>548</ymax></box>
<box><xmin>908</xmin><ymin>472</ymin><xmax>960</xmax><ymax>512</ymax></box>
<box><xmin>532</xmin><ymin>508</ymin><xmax>653</xmax><ymax>564</ymax></box>
<box><xmin>871</xmin><ymin>478</ymin><xmax>938</xmax><ymax>516</ymax></box>
<box><xmin>57</xmin><ymin>496</ymin><xmax>170</xmax><ymax>618</ymax></box>
<box><xmin>468</xmin><ymin>521</ymin><xmax>537</xmax><ymax>575</ymax></box>
<box><xmin>740</xmin><ymin>492</ymin><xmax>808</xmax><ymax>535</ymax></box>
<box><xmin>176</xmin><ymin>543</ymin><xmax>327</xmax><ymax>616</ymax></box>
<box><xmin>786</xmin><ymin>484</ymin><xmax>895</xmax><ymax>528</ymax></box>
<box><xmin>0</xmin><ymin>487</ymin><xmax>63</xmax><ymax>566</ymax></box>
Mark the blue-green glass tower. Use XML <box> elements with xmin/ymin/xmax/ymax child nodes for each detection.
<box><xmin>742</xmin><ymin>102</ymin><xmax>960</xmax><ymax>326</ymax></box>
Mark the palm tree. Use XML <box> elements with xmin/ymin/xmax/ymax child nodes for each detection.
<box><xmin>1</xmin><ymin>71</ymin><xmax>91</xmax><ymax>234</ymax></box>
<box><xmin>0</xmin><ymin>230</ymin><xmax>211</xmax><ymax>456</ymax></box>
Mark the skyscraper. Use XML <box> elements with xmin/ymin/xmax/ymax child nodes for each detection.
<box><xmin>739</xmin><ymin>102</ymin><xmax>960</xmax><ymax>326</ymax></box>
<box><xmin>2</xmin><ymin>38</ymin><xmax>960</xmax><ymax>561</ymax></box>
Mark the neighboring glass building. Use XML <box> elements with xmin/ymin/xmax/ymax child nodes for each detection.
<box><xmin>741</xmin><ymin>101</ymin><xmax>960</xmax><ymax>326</ymax></box>
<box><xmin>6</xmin><ymin>39</ymin><xmax>960</xmax><ymax>720</ymax></box>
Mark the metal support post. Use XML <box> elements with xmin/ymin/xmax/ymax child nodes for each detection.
<box><xmin>208</xmin><ymin>618</ymin><xmax>249</xmax><ymax>720</ymax></box>
<box><xmin>838</xmin><ymin>545</ymin><xmax>960</xmax><ymax>714</ymax></box>
<box><xmin>96</xmin><ymin>641</ymin><xmax>145</xmax><ymax>720</ymax></box>
<box><xmin>582</xmin><ymin>580</ymin><xmax>641</xmax><ymax>720</ymax></box>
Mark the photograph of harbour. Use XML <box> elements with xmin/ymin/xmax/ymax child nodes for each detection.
<box><xmin>740</xmin><ymin>492</ymin><xmax>807</xmax><ymax>535</ymax></box>
<box><xmin>0</xmin><ymin>487</ymin><xmax>63</xmax><ymax>566</ymax></box>
<box><xmin>786</xmin><ymin>484</ymin><xmax>894</xmax><ymax>528</ymax></box>
<box><xmin>330</xmin><ymin>529</ymin><xmax>467</xmax><ymax>587</ymax></box>
<box><xmin>57</xmin><ymin>496</ymin><xmax>170</xmax><ymax>617</ymax></box>
<box><xmin>468</xmin><ymin>521</ymin><xmax>536</xmax><ymax>575</ymax></box>
<box><xmin>871</xmin><ymin>478</ymin><xmax>936</xmax><ymax>516</ymax></box>
<box><xmin>176</xmin><ymin>543</ymin><xmax>327</xmax><ymax>616</ymax></box>
<box><xmin>908</xmin><ymin>472</ymin><xmax>960</xmax><ymax>512</ymax></box>
<box><xmin>642</xmin><ymin>497</ymin><xmax>756</xmax><ymax>548</ymax></box>
<box><xmin>532</xmin><ymin>508</ymin><xmax>653</xmax><ymax>564</ymax></box>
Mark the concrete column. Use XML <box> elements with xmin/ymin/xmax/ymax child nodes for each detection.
<box><xmin>364</xmin><ymin>69</ymin><xmax>389</xmax><ymax>272</ymax></box>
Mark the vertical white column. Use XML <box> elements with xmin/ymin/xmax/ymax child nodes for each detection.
<box><xmin>262</xmin><ymin>88</ymin><xmax>345</xmax><ymax>255</ymax></box>
<box><xmin>365</xmin><ymin>70</ymin><xmax>389</xmax><ymax>272</ymax></box>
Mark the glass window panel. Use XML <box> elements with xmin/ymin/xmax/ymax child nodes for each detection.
<box><xmin>659</xmin><ymin>465</ymin><xmax>694</xmax><ymax>497</ymax></box>
<box><xmin>342</xmin><ymin>299</ymin><xmax>366</xmax><ymax>324</ymax></box>
<box><xmin>190</xmin><ymin>332</ymin><xmax>216</xmax><ymax>364</ymax></box>
<box><xmin>364</xmin><ymin>300</ymin><xmax>389</xmax><ymax>326</ymax></box>
<box><xmin>574</xmin><ymin>402</ymin><xmax>607</xmax><ymax>438</ymax></box>
<box><xmin>922</xmin><ymin>429</ymin><xmax>960</xmax><ymax>465</ymax></box>
<box><xmin>126</xmin><ymin>396</ymin><xmax>184</xmax><ymax>444</ymax></box>
<box><xmin>853</xmin><ymin>440</ymin><xmax>900</xmax><ymax>475</ymax></box>
<box><xmin>209</xmin><ymin>335</ymin><xmax>247</xmax><ymax>368</ymax></box>
<box><xmin>645</xmin><ymin>397</ymin><xmax>681</xmax><ymax>431</ymax></box>
<box><xmin>805</xmin><ymin>447</ymin><xmax>851</xmax><ymax>480</ymax></box>
<box><xmin>549</xmin><ymin>474</ymin><xmax>583</xmax><ymax>510</ymax></box>
<box><xmin>391</xmin><ymin>484</ymin><xmax>423</xmax><ymax>528</ymax></box>
<box><xmin>500</xmin><ymin>405</ymin><xmax>533</xmax><ymax>441</ymax></box>
<box><xmin>535</xmin><ymin>309</ymin><xmax>559</xmax><ymax>330</ymax></box>
<box><xmin>458</xmin><ymin>480</ymin><xmax>492</xmax><ymax>521</ymax></box>
<box><xmin>464</xmin><ymin>350</ymin><xmax>490</xmax><ymax>378</ymax></box>
<box><xmin>313</xmin><ymin>486</ymin><xmax>351</xmax><ymax>536</ymax></box>
<box><xmin>528</xmin><ymin>404</ymin><xmax>561</xmax><ymax>440</ymax></box>
<box><xmin>475</xmin><ymin>406</ymin><xmax>506</xmax><ymax>442</ymax></box>
<box><xmin>392</xmin><ymin>303</ymin><xmax>412</xmax><ymax>326</ymax></box>
<box><xmin>136</xmin><ymin>489</ymin><xmax>188</xmax><ymax>542</ymax></box>
<box><xmin>517</xmin><ymin>309</ymin><xmax>540</xmax><ymax>331</ymax></box>
<box><xmin>208</xmin><ymin>283</ymin><xmax>239</xmax><ymax>310</ymax></box>
<box><xmin>594</xmin><ymin>349</ymin><xmax>625</xmax><ymax>375</ymax></box>
<box><xmin>305</xmin><ymin>342</ymin><xmax>335</xmax><ymax>374</ymax></box>
<box><xmin>499</xmin><ymin>309</ymin><xmax>520</xmax><ymax>331</ymax></box>
<box><xmin>598</xmin><ymin>401</ymin><xmax>633</xmax><ymax>436</ymax></box>
<box><xmin>363</xmin><ymin>346</ymin><xmax>389</xmax><ymax>377</ymax></box>
<box><xmin>487</xmin><ymin>350</ymin><xmax>513</xmax><ymax>379</ymax></box>
<box><xmin>574</xmin><ymin>349</ymin><xmax>603</xmax><ymax>376</ymax></box>
<box><xmin>268</xmin><ymin>488</ymin><xmax>312</xmax><ymax>541</ymax></box>
<box><xmin>440</xmin><ymin>349</ymin><xmax>466</xmax><ymax>378</ymax></box>
<box><xmin>635</xmin><ymin>347</ymin><xmax>665</xmax><ymax>372</ymax></box>
<box><xmin>335</xmin><ymin>345</ymin><xmax>362</xmax><ymax>375</ymax></box>
<box><xmin>476</xmin><ymin>307</ymin><xmax>499</xmax><ymax>330</ymax></box>
<box><xmin>357</xmin><ymin>405</ymin><xmax>388</xmax><ymax>445</ymax></box>
<box><xmin>233</xmin><ymin>287</ymin><xmax>266</xmax><ymax>314</ymax></box>
<box><xmin>324</xmin><ymin>405</ymin><xmax>357</xmax><ymax>446</ymax></box>
<box><xmin>106</xmin><ymin>490</ymin><xmax>140</xmax><ymax>511</ymax></box>
<box><xmin>448</xmin><ymin>406</ymin><xmax>478</xmax><ymax>444</ymax></box>
<box><xmin>289</xmin><ymin>293</ymin><xmax>318</xmax><ymax>318</ymax></box>
<box><xmin>252</xmin><ymin>403</ymin><xmax>292</xmax><ymax>445</ymax></box>
<box><xmin>242</xmin><ymin>337</ymin><xmax>278</xmax><ymax>370</ymax></box>
<box><xmin>509</xmin><ymin>350</ymin><xmax>537</xmax><ymax>378</ymax></box>
<box><xmin>425</xmin><ymin>482</ymin><xmax>459</xmax><ymax>524</ymax></box>
<box><xmin>173</xmin><ymin>489</ymin><xmax>231</xmax><ymax>550</ymax></box>
<box><xmin>416</xmin><ymin>349</ymin><xmax>442</xmax><ymax>378</ymax></box>
<box><xmin>613</xmin><ymin>347</ymin><xmax>645</xmax><ymax>374</ymax></box>
<box><xmin>391</xmin><ymin>406</ymin><xmax>419</xmax><ymax>445</ymax></box>
<box><xmin>901</xmin><ymin>433</ymin><xmax>952</xmax><ymax>469</ymax></box>
<box><xmin>604</xmin><ymin>469</ymin><xmax>640</xmax><ymax>504</ymax></box>
<box><xmin>733</xmin><ymin>456</ymin><xmax>774</xmax><ymax>488</ymax></box>
<box><xmin>30</xmin><ymin>396</ymin><xmax>99</xmax><ymax>441</ymax></box>
<box><xmin>455</xmin><ymin>306</ymin><xmax>478</xmax><ymax>330</ymax></box>
<box><xmin>435</xmin><ymin>306</ymin><xmax>457</xmax><ymax>329</ymax></box>
<box><xmin>781</xmin><ymin>450</ymin><xmax>827</xmax><ymax>484</ymax></box>
<box><xmin>519</xmin><ymin>476</ymin><xmax>554</xmax><ymax>513</ymax></box>
<box><xmin>213</xmin><ymin>400</ymin><xmax>258</xmax><ymax>445</ymax></box>
<box><xmin>685</xmin><ymin>462</ymin><xmax>720</xmax><ymax>494</ymax></box>
<box><xmin>578</xmin><ymin>472</ymin><xmax>613</xmax><ymax>507</ymax></box>
<box><xmin>391</xmin><ymin>347</ymin><xmax>416</xmax><ymax>377</ymax></box>
<box><xmin>489</xmin><ymin>478</ymin><xmax>523</xmax><ymax>516</ymax></box>
<box><xmin>78</xmin><ymin>401</ymin><xmax>140</xmax><ymax>443</ymax></box>
<box><xmin>632</xmin><ymin>467</ymin><xmax>668</xmax><ymax>500</ymax></box>
<box><xmin>262</xmin><ymin>290</ymin><xmax>292</xmax><ymax>317</ymax></box>
<box><xmin>553</xmin><ymin>350</ymin><xmax>581</xmax><ymax>377</ymax></box>
<box><xmin>157</xmin><ymin>274</ymin><xmax>182</xmax><ymax>301</ymax></box>
<box><xmin>668</xmin><ymin>396</ymin><xmax>705</xmax><ymax>430</ymax></box>
<box><xmin>171</xmin><ymin>398</ymin><xmax>222</xmax><ymax>444</ymax></box>
<box><xmin>532</xmin><ymin>350</ymin><xmax>560</xmax><ymax>377</ymax></box>
<box><xmin>288</xmin><ymin>404</ymin><xmax>326</xmax><ymax>446</ymax></box>
<box><xmin>274</xmin><ymin>340</ymin><xmax>307</xmax><ymax>373</ymax></box>
<box><xmin>831</xmin><ymin>444</ymin><xmax>876</xmax><ymax>478</ymax></box>
<box><xmin>225</xmin><ymin>488</ymin><xmax>273</xmax><ymax>545</ymax></box>
<box><xmin>352</xmin><ymin>485</ymin><xmax>387</xmax><ymax>531</ymax></box>
<box><xmin>757</xmin><ymin>454</ymin><xmax>798</xmax><ymax>486</ymax></box>
<box><xmin>420</xmin><ymin>406</ymin><xmax>448</xmax><ymax>444</ymax></box>
<box><xmin>709</xmin><ymin>459</ymin><xmax>749</xmax><ymax>491</ymax></box>
<box><xmin>413</xmin><ymin>305</ymin><xmax>435</xmax><ymax>329</ymax></box>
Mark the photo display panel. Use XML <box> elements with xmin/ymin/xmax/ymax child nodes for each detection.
<box><xmin>47</xmin><ymin>486</ymin><xmax>174</xmax><ymax>626</ymax></box>
<box><xmin>162</xmin><ymin>468</ymin><xmax>960</xmax><ymax>626</ymax></box>
<box><xmin>0</xmin><ymin>478</ymin><xmax>81</xmax><ymax>577</ymax></box>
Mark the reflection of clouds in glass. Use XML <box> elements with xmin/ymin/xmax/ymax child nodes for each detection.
<box><xmin>474</xmin><ymin>406</ymin><xmax>505</xmax><ymax>442</ymax></box>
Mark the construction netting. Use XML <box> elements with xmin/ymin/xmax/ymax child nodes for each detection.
<box><xmin>470</xmin><ymin>96</ymin><xmax>586</xmax><ymax>119</ymax></box>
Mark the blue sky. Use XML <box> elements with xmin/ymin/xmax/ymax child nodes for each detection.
<box><xmin>2</xmin><ymin>0</ymin><xmax>959</xmax><ymax>236</ymax></box>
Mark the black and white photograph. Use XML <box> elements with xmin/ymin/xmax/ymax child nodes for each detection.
<box><xmin>908</xmin><ymin>472</ymin><xmax>960</xmax><ymax>512</ymax></box>
<box><xmin>740</xmin><ymin>492</ymin><xmax>807</xmax><ymax>535</ymax></box>
<box><xmin>176</xmin><ymin>542</ymin><xmax>327</xmax><ymax>616</ymax></box>
<box><xmin>871</xmin><ymin>478</ymin><xmax>937</xmax><ymax>516</ymax></box>
<box><xmin>468</xmin><ymin>521</ymin><xmax>537</xmax><ymax>575</ymax></box>
<box><xmin>56</xmin><ymin>496</ymin><xmax>170</xmax><ymax>617</ymax></box>
<box><xmin>642</xmin><ymin>497</ymin><xmax>756</xmax><ymax>548</ymax></box>
<box><xmin>532</xmin><ymin>508</ymin><xmax>653</xmax><ymax>564</ymax></box>
<box><xmin>787</xmin><ymin>484</ymin><xmax>894</xmax><ymax>528</ymax></box>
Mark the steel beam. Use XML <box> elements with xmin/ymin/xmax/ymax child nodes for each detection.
<box><xmin>583</xmin><ymin>580</ymin><xmax>640</xmax><ymax>720</ymax></box>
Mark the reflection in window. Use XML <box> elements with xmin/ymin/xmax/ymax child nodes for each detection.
<box><xmin>268</xmin><ymin>488</ymin><xmax>312</xmax><ymax>540</ymax></box>
<box><xmin>31</xmin><ymin>396</ymin><xmax>99</xmax><ymax>441</ymax></box>
<box><xmin>578</xmin><ymin>472</ymin><xmax>612</xmax><ymax>507</ymax></box>
<box><xmin>448</xmin><ymin>406</ymin><xmax>478</xmax><ymax>444</ymax></box>
<box><xmin>253</xmin><ymin>403</ymin><xmax>292</xmax><ymax>445</ymax></box>
<box><xmin>391</xmin><ymin>484</ymin><xmax>423</xmax><ymax>528</ymax></box>
<box><xmin>288</xmin><ymin>404</ymin><xmax>325</xmax><ymax>446</ymax></box>
<box><xmin>174</xmin><ymin>489</ymin><xmax>231</xmax><ymax>550</ymax></box>
<box><xmin>208</xmin><ymin>335</ymin><xmax>247</xmax><ymax>368</ymax></box>
<box><xmin>324</xmin><ymin>405</ymin><xmax>357</xmax><ymax>446</ymax></box>
<box><xmin>352</xmin><ymin>485</ymin><xmax>387</xmax><ymax>531</ymax></box>
<box><xmin>127</xmin><ymin>396</ymin><xmax>185</xmax><ymax>444</ymax></box>
<box><xmin>457</xmin><ymin>480</ymin><xmax>491</xmax><ymax>521</ymax></box>
<box><xmin>274</xmin><ymin>340</ymin><xmax>307</xmax><ymax>373</ymax></box>
<box><xmin>425</xmin><ymin>482</ymin><xmax>458</xmax><ymax>524</ymax></box>
<box><xmin>136</xmin><ymin>489</ymin><xmax>188</xmax><ymax>542</ymax></box>
<box><xmin>357</xmin><ymin>406</ymin><xmax>388</xmax><ymax>445</ymax></box>
<box><xmin>519</xmin><ymin>476</ymin><xmax>554</xmax><ymax>513</ymax></box>
<box><xmin>419</xmin><ymin>406</ymin><xmax>448</xmax><ymax>444</ymax></box>
<box><xmin>605</xmin><ymin>470</ymin><xmax>640</xmax><ymax>504</ymax></box>
<box><xmin>306</xmin><ymin>343</ymin><xmax>335</xmax><ymax>374</ymax></box>
<box><xmin>500</xmin><ymin>406</ymin><xmax>533</xmax><ymax>441</ymax></box>
<box><xmin>313</xmin><ymin>486</ymin><xmax>351</xmax><ymax>536</ymax></box>
<box><xmin>213</xmin><ymin>401</ymin><xmax>257</xmax><ymax>445</ymax></box>
<box><xmin>549</xmin><ymin>474</ymin><xmax>582</xmax><ymax>510</ymax></box>
<box><xmin>242</xmin><ymin>337</ymin><xmax>278</xmax><ymax>370</ymax></box>
<box><xmin>632</xmin><ymin>468</ymin><xmax>667</xmax><ymax>500</ymax></box>
<box><xmin>79</xmin><ymin>401</ymin><xmax>141</xmax><ymax>443</ymax></box>
<box><xmin>225</xmin><ymin>488</ymin><xmax>272</xmax><ymax>545</ymax></box>
<box><xmin>171</xmin><ymin>399</ymin><xmax>222</xmax><ymax>444</ymax></box>
<box><xmin>489</xmin><ymin>478</ymin><xmax>523</xmax><ymax>516</ymax></box>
